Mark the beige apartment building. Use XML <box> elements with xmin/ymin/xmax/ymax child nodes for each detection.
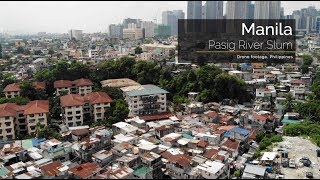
<box><xmin>0</xmin><ymin>100</ymin><xmax>49</xmax><ymax>140</ymax></box>
<box><xmin>54</xmin><ymin>78</ymin><xmax>93</xmax><ymax>96</ymax></box>
<box><xmin>60</xmin><ymin>92</ymin><xmax>112</xmax><ymax>127</ymax></box>
<box><xmin>3</xmin><ymin>82</ymin><xmax>46</xmax><ymax>98</ymax></box>
<box><xmin>123</xmin><ymin>28</ymin><xmax>144</xmax><ymax>40</ymax></box>
<box><xmin>3</xmin><ymin>83</ymin><xmax>21</xmax><ymax>98</ymax></box>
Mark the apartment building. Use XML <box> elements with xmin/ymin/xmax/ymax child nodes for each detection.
<box><xmin>60</xmin><ymin>92</ymin><xmax>112</xmax><ymax>127</ymax></box>
<box><xmin>0</xmin><ymin>100</ymin><xmax>49</xmax><ymax>140</ymax></box>
<box><xmin>120</xmin><ymin>85</ymin><xmax>169</xmax><ymax>116</ymax></box>
<box><xmin>3</xmin><ymin>82</ymin><xmax>46</xmax><ymax>98</ymax></box>
<box><xmin>54</xmin><ymin>78</ymin><xmax>93</xmax><ymax>96</ymax></box>
<box><xmin>290</xmin><ymin>79</ymin><xmax>307</xmax><ymax>100</ymax></box>
<box><xmin>3</xmin><ymin>83</ymin><xmax>21</xmax><ymax>98</ymax></box>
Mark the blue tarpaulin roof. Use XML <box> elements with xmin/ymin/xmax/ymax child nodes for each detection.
<box><xmin>183</xmin><ymin>133</ymin><xmax>194</xmax><ymax>139</ymax></box>
<box><xmin>231</xmin><ymin>127</ymin><xmax>250</xmax><ymax>136</ymax></box>
<box><xmin>224</xmin><ymin>131</ymin><xmax>231</xmax><ymax>137</ymax></box>
<box><xmin>32</xmin><ymin>138</ymin><xmax>46</xmax><ymax>146</ymax></box>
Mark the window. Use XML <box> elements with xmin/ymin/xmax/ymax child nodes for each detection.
<box><xmin>5</xmin><ymin>116</ymin><xmax>10</xmax><ymax>120</ymax></box>
<box><xmin>5</xmin><ymin>122</ymin><xmax>11</xmax><ymax>127</ymax></box>
<box><xmin>29</xmin><ymin>119</ymin><xmax>35</xmax><ymax>124</ymax></box>
<box><xmin>134</xmin><ymin>101</ymin><xmax>137</xmax><ymax>103</ymax></box>
<box><xmin>68</xmin><ymin>123</ymin><xmax>73</xmax><ymax>127</ymax></box>
<box><xmin>67</xmin><ymin>111</ymin><xmax>72</xmax><ymax>115</ymax></box>
<box><xmin>68</xmin><ymin>117</ymin><xmax>73</xmax><ymax>121</ymax></box>
<box><xmin>76</xmin><ymin>111</ymin><xmax>81</xmax><ymax>114</ymax></box>
<box><xmin>6</xmin><ymin>135</ymin><xmax>13</xmax><ymax>139</ymax></box>
<box><xmin>6</xmin><ymin>129</ymin><xmax>12</xmax><ymax>133</ymax></box>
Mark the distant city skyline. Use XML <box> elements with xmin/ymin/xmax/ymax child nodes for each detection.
<box><xmin>0</xmin><ymin>1</ymin><xmax>320</xmax><ymax>34</ymax></box>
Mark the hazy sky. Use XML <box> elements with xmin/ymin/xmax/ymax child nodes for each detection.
<box><xmin>0</xmin><ymin>1</ymin><xmax>320</xmax><ymax>34</ymax></box>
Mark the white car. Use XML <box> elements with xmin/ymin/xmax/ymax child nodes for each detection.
<box><xmin>289</xmin><ymin>159</ymin><xmax>296</xmax><ymax>168</ymax></box>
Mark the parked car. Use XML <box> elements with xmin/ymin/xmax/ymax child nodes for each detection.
<box><xmin>300</xmin><ymin>157</ymin><xmax>312</xmax><ymax>167</ymax></box>
<box><xmin>306</xmin><ymin>172</ymin><xmax>313</xmax><ymax>179</ymax></box>
<box><xmin>289</xmin><ymin>159</ymin><xmax>296</xmax><ymax>168</ymax></box>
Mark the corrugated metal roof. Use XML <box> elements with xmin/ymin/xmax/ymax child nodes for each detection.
<box><xmin>126</xmin><ymin>85</ymin><xmax>169</xmax><ymax>97</ymax></box>
<box><xmin>0</xmin><ymin>167</ymin><xmax>10</xmax><ymax>176</ymax></box>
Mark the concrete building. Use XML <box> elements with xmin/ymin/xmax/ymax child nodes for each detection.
<box><xmin>122</xmin><ymin>28</ymin><xmax>144</xmax><ymax>40</ymax></box>
<box><xmin>121</xmin><ymin>85</ymin><xmax>169</xmax><ymax>116</ymax></box>
<box><xmin>0</xmin><ymin>100</ymin><xmax>49</xmax><ymax>139</ymax></box>
<box><xmin>60</xmin><ymin>92</ymin><xmax>112</xmax><ymax>127</ymax></box>
<box><xmin>254</xmin><ymin>1</ymin><xmax>281</xmax><ymax>19</ymax></box>
<box><xmin>54</xmin><ymin>78</ymin><xmax>93</xmax><ymax>96</ymax></box>
<box><xmin>69</xmin><ymin>29</ymin><xmax>83</xmax><ymax>40</ymax></box>
<box><xmin>162</xmin><ymin>10</ymin><xmax>185</xmax><ymax>36</ymax></box>
<box><xmin>3</xmin><ymin>83</ymin><xmax>21</xmax><ymax>98</ymax></box>
<box><xmin>109</xmin><ymin>24</ymin><xmax>123</xmax><ymax>39</ymax></box>
<box><xmin>88</xmin><ymin>49</ymin><xmax>99</xmax><ymax>58</ymax></box>
<box><xmin>205</xmin><ymin>1</ymin><xmax>223</xmax><ymax>19</ymax></box>
<box><xmin>247</xmin><ymin>2</ymin><xmax>255</xmax><ymax>19</ymax></box>
<box><xmin>123</xmin><ymin>18</ymin><xmax>141</xmax><ymax>28</ymax></box>
<box><xmin>187</xmin><ymin>1</ymin><xmax>202</xmax><ymax>19</ymax></box>
<box><xmin>141</xmin><ymin>21</ymin><xmax>156</xmax><ymax>38</ymax></box>
<box><xmin>226</xmin><ymin>1</ymin><xmax>250</xmax><ymax>19</ymax></box>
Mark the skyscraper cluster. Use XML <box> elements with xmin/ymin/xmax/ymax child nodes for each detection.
<box><xmin>186</xmin><ymin>1</ymin><xmax>283</xmax><ymax>20</ymax></box>
<box><xmin>162</xmin><ymin>10</ymin><xmax>185</xmax><ymax>36</ymax></box>
<box><xmin>188</xmin><ymin>1</ymin><xmax>223</xmax><ymax>19</ymax></box>
<box><xmin>291</xmin><ymin>6</ymin><xmax>320</xmax><ymax>33</ymax></box>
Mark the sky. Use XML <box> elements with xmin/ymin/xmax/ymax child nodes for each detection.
<box><xmin>0</xmin><ymin>1</ymin><xmax>320</xmax><ymax>34</ymax></box>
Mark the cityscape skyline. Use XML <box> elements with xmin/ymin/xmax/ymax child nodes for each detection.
<box><xmin>0</xmin><ymin>1</ymin><xmax>320</xmax><ymax>34</ymax></box>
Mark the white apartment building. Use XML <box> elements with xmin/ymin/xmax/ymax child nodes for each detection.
<box><xmin>120</xmin><ymin>85</ymin><xmax>169</xmax><ymax>116</ymax></box>
<box><xmin>141</xmin><ymin>21</ymin><xmax>156</xmax><ymax>38</ymax></box>
<box><xmin>69</xmin><ymin>29</ymin><xmax>83</xmax><ymax>40</ymax></box>
<box><xmin>60</xmin><ymin>92</ymin><xmax>112</xmax><ymax>127</ymax></box>
<box><xmin>196</xmin><ymin>160</ymin><xmax>226</xmax><ymax>179</ymax></box>
<box><xmin>54</xmin><ymin>78</ymin><xmax>93</xmax><ymax>96</ymax></box>
<box><xmin>0</xmin><ymin>100</ymin><xmax>49</xmax><ymax>139</ymax></box>
<box><xmin>88</xmin><ymin>50</ymin><xmax>99</xmax><ymax>58</ymax></box>
<box><xmin>3</xmin><ymin>83</ymin><xmax>21</xmax><ymax>98</ymax></box>
<box><xmin>290</xmin><ymin>79</ymin><xmax>307</xmax><ymax>100</ymax></box>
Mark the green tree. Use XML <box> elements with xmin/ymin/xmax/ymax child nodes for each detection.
<box><xmin>34</xmin><ymin>50</ymin><xmax>42</xmax><ymax>55</ymax></box>
<box><xmin>49</xmin><ymin>97</ymin><xmax>62</xmax><ymax>120</ymax></box>
<box><xmin>100</xmin><ymin>87</ymin><xmax>123</xmax><ymax>100</ymax></box>
<box><xmin>48</xmin><ymin>49</ymin><xmax>55</xmax><ymax>56</ymax></box>
<box><xmin>17</xmin><ymin>46</ymin><xmax>25</xmax><ymax>54</ymax></box>
<box><xmin>134</xmin><ymin>46</ymin><xmax>143</xmax><ymax>54</ymax></box>
<box><xmin>0</xmin><ymin>96</ymin><xmax>30</xmax><ymax>105</ymax></box>
<box><xmin>103</xmin><ymin>99</ymin><xmax>129</xmax><ymax>126</ymax></box>
<box><xmin>283</xmin><ymin>92</ymin><xmax>294</xmax><ymax>113</ymax></box>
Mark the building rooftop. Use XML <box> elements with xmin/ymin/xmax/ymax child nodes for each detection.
<box><xmin>3</xmin><ymin>83</ymin><xmax>21</xmax><ymax>92</ymax></box>
<box><xmin>100</xmin><ymin>78</ymin><xmax>140</xmax><ymax>88</ymax></box>
<box><xmin>121</xmin><ymin>84</ymin><xmax>169</xmax><ymax>97</ymax></box>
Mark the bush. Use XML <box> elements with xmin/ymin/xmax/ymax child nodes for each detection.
<box><xmin>270</xmin><ymin>135</ymin><xmax>283</xmax><ymax>143</ymax></box>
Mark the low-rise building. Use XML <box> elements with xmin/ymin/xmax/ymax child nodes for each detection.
<box><xmin>196</xmin><ymin>160</ymin><xmax>226</xmax><ymax>179</ymax></box>
<box><xmin>3</xmin><ymin>83</ymin><xmax>21</xmax><ymax>98</ymax></box>
<box><xmin>54</xmin><ymin>78</ymin><xmax>93</xmax><ymax>96</ymax></box>
<box><xmin>69</xmin><ymin>162</ymin><xmax>102</xmax><ymax>179</ymax></box>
